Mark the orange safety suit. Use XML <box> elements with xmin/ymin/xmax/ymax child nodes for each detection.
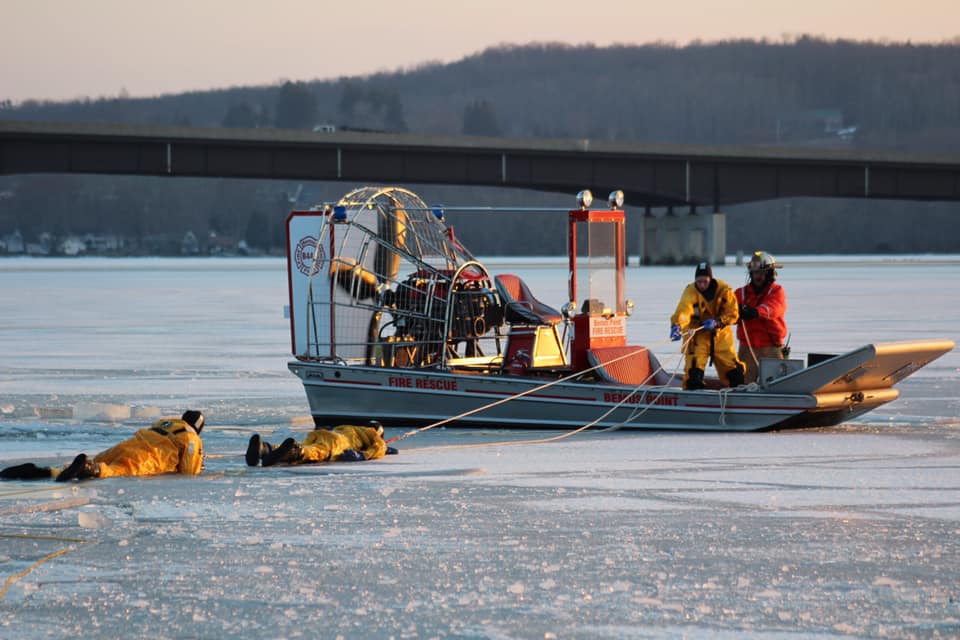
<box><xmin>735</xmin><ymin>281</ymin><xmax>787</xmax><ymax>348</ymax></box>
<box><xmin>735</xmin><ymin>280</ymin><xmax>788</xmax><ymax>383</ymax></box>
<box><xmin>298</xmin><ymin>425</ymin><xmax>387</xmax><ymax>463</ymax></box>
<box><xmin>670</xmin><ymin>278</ymin><xmax>744</xmax><ymax>389</ymax></box>
<box><xmin>94</xmin><ymin>417</ymin><xmax>204</xmax><ymax>478</ymax></box>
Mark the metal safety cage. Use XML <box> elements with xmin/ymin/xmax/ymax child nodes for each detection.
<box><xmin>302</xmin><ymin>187</ymin><xmax>505</xmax><ymax>370</ymax></box>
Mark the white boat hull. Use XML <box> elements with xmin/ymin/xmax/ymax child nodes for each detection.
<box><xmin>288</xmin><ymin>359</ymin><xmax>891</xmax><ymax>432</ymax></box>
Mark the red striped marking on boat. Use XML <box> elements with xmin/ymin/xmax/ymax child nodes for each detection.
<box><xmin>686</xmin><ymin>403</ymin><xmax>800</xmax><ymax>411</ymax></box>
<box><xmin>326</xmin><ymin>378</ymin><xmax>383</xmax><ymax>386</ymax></box>
<box><xmin>464</xmin><ymin>388</ymin><xmax>595</xmax><ymax>402</ymax></box>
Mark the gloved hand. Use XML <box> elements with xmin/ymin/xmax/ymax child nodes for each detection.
<box><xmin>339</xmin><ymin>449</ymin><xmax>366</xmax><ymax>462</ymax></box>
<box><xmin>739</xmin><ymin>304</ymin><xmax>759</xmax><ymax>320</ymax></box>
<box><xmin>669</xmin><ymin>324</ymin><xmax>682</xmax><ymax>341</ymax></box>
<box><xmin>701</xmin><ymin>319</ymin><xmax>718</xmax><ymax>331</ymax></box>
<box><xmin>386</xmin><ymin>446</ymin><xmax>399</xmax><ymax>455</ymax></box>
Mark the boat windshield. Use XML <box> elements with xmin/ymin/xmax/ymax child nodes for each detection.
<box><xmin>570</xmin><ymin>212</ymin><xmax>625</xmax><ymax>316</ymax></box>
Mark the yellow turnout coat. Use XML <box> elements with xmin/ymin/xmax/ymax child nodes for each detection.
<box><xmin>670</xmin><ymin>278</ymin><xmax>744</xmax><ymax>388</ymax></box>
<box><xmin>94</xmin><ymin>417</ymin><xmax>204</xmax><ymax>478</ymax></box>
<box><xmin>299</xmin><ymin>425</ymin><xmax>387</xmax><ymax>463</ymax></box>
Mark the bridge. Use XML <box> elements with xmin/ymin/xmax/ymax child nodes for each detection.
<box><xmin>2</xmin><ymin>120</ymin><xmax>960</xmax><ymax>209</ymax></box>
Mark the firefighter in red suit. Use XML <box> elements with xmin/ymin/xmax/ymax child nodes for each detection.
<box><xmin>735</xmin><ymin>251</ymin><xmax>788</xmax><ymax>384</ymax></box>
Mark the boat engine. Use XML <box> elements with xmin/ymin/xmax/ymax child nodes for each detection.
<box><xmin>381</xmin><ymin>266</ymin><xmax>503</xmax><ymax>365</ymax></box>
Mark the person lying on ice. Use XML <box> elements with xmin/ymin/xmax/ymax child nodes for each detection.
<box><xmin>0</xmin><ymin>410</ymin><xmax>205</xmax><ymax>482</ymax></box>
<box><xmin>245</xmin><ymin>421</ymin><xmax>396</xmax><ymax>467</ymax></box>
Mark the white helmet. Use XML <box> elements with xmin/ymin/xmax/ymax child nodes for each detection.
<box><xmin>747</xmin><ymin>251</ymin><xmax>781</xmax><ymax>273</ymax></box>
<box><xmin>747</xmin><ymin>251</ymin><xmax>782</xmax><ymax>282</ymax></box>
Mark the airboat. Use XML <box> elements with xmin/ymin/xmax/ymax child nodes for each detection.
<box><xmin>285</xmin><ymin>186</ymin><xmax>953</xmax><ymax>431</ymax></box>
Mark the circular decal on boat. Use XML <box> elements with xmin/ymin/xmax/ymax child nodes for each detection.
<box><xmin>294</xmin><ymin>236</ymin><xmax>324</xmax><ymax>276</ymax></box>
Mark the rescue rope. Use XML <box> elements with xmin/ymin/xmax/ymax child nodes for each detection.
<box><xmin>0</xmin><ymin>484</ymin><xmax>72</xmax><ymax>499</ymax></box>
<box><xmin>0</xmin><ymin>496</ymin><xmax>89</xmax><ymax>517</ymax></box>
<box><xmin>597</xmin><ymin>336</ymin><xmax>692</xmax><ymax>432</ymax></box>
<box><xmin>0</xmin><ymin>533</ymin><xmax>88</xmax><ymax>543</ymax></box>
<box><xmin>213</xmin><ymin>338</ymin><xmax>685</xmax><ymax>457</ymax></box>
<box><xmin>604</xmin><ymin>371</ymin><xmax>687</xmax><ymax>432</ymax></box>
<box><xmin>740</xmin><ymin>313</ymin><xmax>791</xmax><ymax>387</ymax></box>
<box><xmin>574</xmin><ymin>324</ymin><xmax>748</xmax><ymax>431</ymax></box>
<box><xmin>386</xmin><ymin>337</ymin><xmax>682</xmax><ymax>445</ymax></box>
<box><xmin>742</xmin><ymin>316</ymin><xmax>760</xmax><ymax>376</ymax></box>
<box><xmin>403</xmin><ymin>331</ymin><xmax>700</xmax><ymax>451</ymax></box>
<box><xmin>0</xmin><ymin>546</ymin><xmax>76</xmax><ymax>600</ymax></box>
<box><xmin>0</xmin><ymin>533</ymin><xmax>89</xmax><ymax>601</ymax></box>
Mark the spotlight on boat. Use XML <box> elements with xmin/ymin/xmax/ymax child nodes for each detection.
<box><xmin>576</xmin><ymin>190</ymin><xmax>593</xmax><ymax>210</ymax></box>
<box><xmin>608</xmin><ymin>190</ymin><xmax>625</xmax><ymax>209</ymax></box>
<box><xmin>431</xmin><ymin>207</ymin><xmax>445</xmax><ymax>221</ymax></box>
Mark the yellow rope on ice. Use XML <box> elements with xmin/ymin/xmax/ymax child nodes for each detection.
<box><xmin>0</xmin><ymin>533</ymin><xmax>87</xmax><ymax>543</ymax></box>
<box><xmin>0</xmin><ymin>541</ymin><xmax>86</xmax><ymax>601</ymax></box>
<box><xmin>0</xmin><ymin>484</ymin><xmax>71</xmax><ymax>499</ymax></box>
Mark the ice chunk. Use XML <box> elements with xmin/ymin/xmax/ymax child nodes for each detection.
<box><xmin>78</xmin><ymin>510</ymin><xmax>111</xmax><ymax>529</ymax></box>
<box><xmin>34</xmin><ymin>406</ymin><xmax>73</xmax><ymax>419</ymax></box>
<box><xmin>75</xmin><ymin>402</ymin><xmax>131</xmax><ymax>422</ymax></box>
<box><xmin>131</xmin><ymin>405</ymin><xmax>162</xmax><ymax>420</ymax></box>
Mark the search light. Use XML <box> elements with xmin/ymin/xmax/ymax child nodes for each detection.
<box><xmin>576</xmin><ymin>190</ymin><xmax>593</xmax><ymax>209</ymax></box>
<box><xmin>608</xmin><ymin>190</ymin><xmax>625</xmax><ymax>209</ymax></box>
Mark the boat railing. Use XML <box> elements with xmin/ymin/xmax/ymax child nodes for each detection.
<box><xmin>439</xmin><ymin>261</ymin><xmax>505</xmax><ymax>370</ymax></box>
<box><xmin>303</xmin><ymin>257</ymin><xmax>507</xmax><ymax>370</ymax></box>
<box><xmin>296</xmin><ymin>187</ymin><xmax>510</xmax><ymax>370</ymax></box>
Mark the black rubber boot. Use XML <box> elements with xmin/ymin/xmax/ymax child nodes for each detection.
<box><xmin>686</xmin><ymin>367</ymin><xmax>705</xmax><ymax>390</ymax></box>
<box><xmin>245</xmin><ymin>434</ymin><xmax>274</xmax><ymax>467</ymax></box>
<box><xmin>261</xmin><ymin>438</ymin><xmax>301</xmax><ymax>467</ymax></box>
<box><xmin>0</xmin><ymin>463</ymin><xmax>55</xmax><ymax>480</ymax></box>
<box><xmin>55</xmin><ymin>454</ymin><xmax>99</xmax><ymax>482</ymax></box>
<box><xmin>727</xmin><ymin>365</ymin><xmax>745</xmax><ymax>388</ymax></box>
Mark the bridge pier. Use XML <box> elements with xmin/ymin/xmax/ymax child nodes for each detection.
<box><xmin>637</xmin><ymin>209</ymin><xmax>726</xmax><ymax>266</ymax></box>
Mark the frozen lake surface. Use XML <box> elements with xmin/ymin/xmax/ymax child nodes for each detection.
<box><xmin>1</xmin><ymin>257</ymin><xmax>959</xmax><ymax>638</ymax></box>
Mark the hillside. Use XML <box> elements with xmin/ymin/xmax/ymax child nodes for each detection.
<box><xmin>1</xmin><ymin>39</ymin><xmax>959</xmax><ymax>256</ymax></box>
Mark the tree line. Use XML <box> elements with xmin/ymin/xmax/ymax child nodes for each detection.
<box><xmin>1</xmin><ymin>37</ymin><xmax>959</xmax><ymax>255</ymax></box>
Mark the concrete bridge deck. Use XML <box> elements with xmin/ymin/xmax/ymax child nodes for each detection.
<box><xmin>2</xmin><ymin>120</ymin><xmax>959</xmax><ymax>208</ymax></box>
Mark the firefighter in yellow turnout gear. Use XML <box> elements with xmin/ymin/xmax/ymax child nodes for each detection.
<box><xmin>1</xmin><ymin>410</ymin><xmax>205</xmax><ymax>482</ymax></box>
<box><xmin>245</xmin><ymin>422</ymin><xmax>395</xmax><ymax>467</ymax></box>
<box><xmin>670</xmin><ymin>263</ymin><xmax>746</xmax><ymax>390</ymax></box>
<box><xmin>86</xmin><ymin>413</ymin><xmax>204</xmax><ymax>479</ymax></box>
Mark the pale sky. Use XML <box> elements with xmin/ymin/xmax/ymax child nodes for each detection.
<box><xmin>3</xmin><ymin>0</ymin><xmax>958</xmax><ymax>103</ymax></box>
